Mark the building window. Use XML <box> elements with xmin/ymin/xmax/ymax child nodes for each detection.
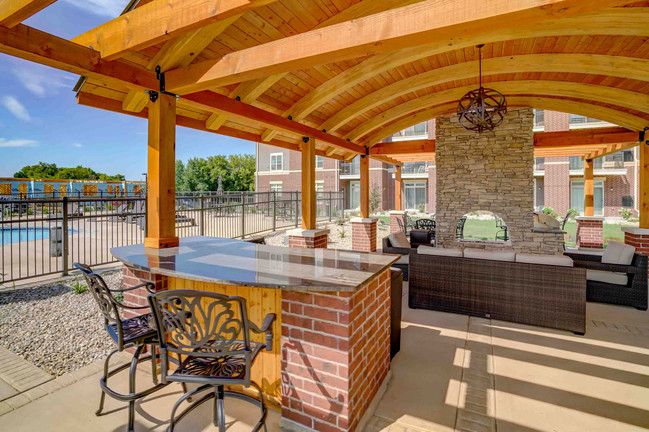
<box><xmin>404</xmin><ymin>182</ymin><xmax>426</xmax><ymax>211</ymax></box>
<box><xmin>316</xmin><ymin>155</ymin><xmax>324</xmax><ymax>169</ymax></box>
<box><xmin>533</xmin><ymin>109</ymin><xmax>544</xmax><ymax>129</ymax></box>
<box><xmin>569</xmin><ymin>114</ymin><xmax>610</xmax><ymax>128</ymax></box>
<box><xmin>270</xmin><ymin>182</ymin><xmax>282</xmax><ymax>198</ymax></box>
<box><xmin>569</xmin><ymin>156</ymin><xmax>602</xmax><ymax>170</ymax></box>
<box><xmin>270</xmin><ymin>153</ymin><xmax>283</xmax><ymax>171</ymax></box>
<box><xmin>392</xmin><ymin>122</ymin><xmax>428</xmax><ymax>140</ymax></box>
<box><xmin>622</xmin><ymin>196</ymin><xmax>634</xmax><ymax>208</ymax></box>
<box><xmin>623</xmin><ymin>150</ymin><xmax>634</xmax><ymax>162</ymax></box>
<box><xmin>534</xmin><ymin>157</ymin><xmax>545</xmax><ymax>171</ymax></box>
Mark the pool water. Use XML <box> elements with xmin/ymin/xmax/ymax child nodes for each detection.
<box><xmin>1</xmin><ymin>228</ymin><xmax>73</xmax><ymax>244</ymax></box>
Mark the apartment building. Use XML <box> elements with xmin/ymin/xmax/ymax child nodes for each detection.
<box><xmin>255</xmin><ymin>111</ymin><xmax>639</xmax><ymax>219</ymax></box>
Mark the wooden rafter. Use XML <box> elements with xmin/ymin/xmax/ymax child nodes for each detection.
<box><xmin>0</xmin><ymin>0</ymin><xmax>55</xmax><ymax>28</ymax></box>
<box><xmin>72</xmin><ymin>0</ymin><xmax>276</xmax><ymax>61</ymax></box>
<box><xmin>230</xmin><ymin>6</ymin><xmax>649</xmax><ymax>138</ymax></box>
<box><xmin>164</xmin><ymin>0</ymin><xmax>629</xmax><ymax>94</ymax></box>
<box><xmin>584</xmin><ymin>142</ymin><xmax>639</xmax><ymax>160</ymax></box>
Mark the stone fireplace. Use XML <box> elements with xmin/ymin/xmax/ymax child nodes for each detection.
<box><xmin>435</xmin><ymin>107</ymin><xmax>563</xmax><ymax>254</ymax></box>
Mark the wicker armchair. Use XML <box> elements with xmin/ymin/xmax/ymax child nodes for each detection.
<box><xmin>383</xmin><ymin>230</ymin><xmax>431</xmax><ymax>254</ymax></box>
<box><xmin>564</xmin><ymin>252</ymin><xmax>648</xmax><ymax>310</ymax></box>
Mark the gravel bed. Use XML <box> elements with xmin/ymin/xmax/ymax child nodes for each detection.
<box><xmin>0</xmin><ymin>270</ymin><xmax>122</xmax><ymax>377</ymax></box>
<box><xmin>264</xmin><ymin>220</ymin><xmax>390</xmax><ymax>250</ymax></box>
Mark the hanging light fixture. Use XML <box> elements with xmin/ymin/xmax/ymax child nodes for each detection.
<box><xmin>457</xmin><ymin>44</ymin><xmax>507</xmax><ymax>132</ymax></box>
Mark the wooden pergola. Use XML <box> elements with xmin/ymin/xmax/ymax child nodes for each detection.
<box><xmin>1</xmin><ymin>0</ymin><xmax>648</xmax><ymax>247</ymax></box>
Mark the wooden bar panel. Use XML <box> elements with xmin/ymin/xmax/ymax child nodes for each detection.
<box><xmin>360</xmin><ymin>155</ymin><xmax>370</xmax><ymax>218</ymax></box>
<box><xmin>301</xmin><ymin>138</ymin><xmax>316</xmax><ymax>229</ymax></box>
<box><xmin>167</xmin><ymin>277</ymin><xmax>282</xmax><ymax>408</ymax></box>
<box><xmin>584</xmin><ymin>158</ymin><xmax>594</xmax><ymax>217</ymax></box>
<box><xmin>145</xmin><ymin>92</ymin><xmax>179</xmax><ymax>249</ymax></box>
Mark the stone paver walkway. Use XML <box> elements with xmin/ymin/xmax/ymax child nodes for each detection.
<box><xmin>0</xmin><ymin>347</ymin><xmax>52</xmax><ymax>402</ymax></box>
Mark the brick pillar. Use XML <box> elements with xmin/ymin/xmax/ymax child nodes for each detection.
<box><xmin>623</xmin><ymin>228</ymin><xmax>649</xmax><ymax>283</ymax></box>
<box><xmin>121</xmin><ymin>264</ymin><xmax>168</xmax><ymax>319</ymax></box>
<box><xmin>389</xmin><ymin>211</ymin><xmax>407</xmax><ymax>234</ymax></box>
<box><xmin>280</xmin><ymin>268</ymin><xmax>391</xmax><ymax>432</ymax></box>
<box><xmin>288</xmin><ymin>228</ymin><xmax>330</xmax><ymax>249</ymax></box>
<box><xmin>575</xmin><ymin>216</ymin><xmax>604</xmax><ymax>249</ymax></box>
<box><xmin>351</xmin><ymin>218</ymin><xmax>378</xmax><ymax>252</ymax></box>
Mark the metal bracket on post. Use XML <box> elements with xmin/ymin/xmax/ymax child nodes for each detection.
<box><xmin>302</xmin><ymin>137</ymin><xmax>310</xmax><ymax>143</ymax></box>
<box><xmin>360</xmin><ymin>146</ymin><xmax>369</xmax><ymax>158</ymax></box>
<box><xmin>641</xmin><ymin>127</ymin><xmax>648</xmax><ymax>145</ymax></box>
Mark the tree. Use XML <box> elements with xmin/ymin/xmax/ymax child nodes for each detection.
<box><xmin>369</xmin><ymin>183</ymin><xmax>383</xmax><ymax>214</ymax></box>
<box><xmin>183</xmin><ymin>158</ymin><xmax>214</xmax><ymax>191</ymax></box>
<box><xmin>174</xmin><ymin>154</ymin><xmax>256</xmax><ymax>192</ymax></box>
<box><xmin>228</xmin><ymin>154</ymin><xmax>256</xmax><ymax>191</ymax></box>
<box><xmin>13</xmin><ymin>162</ymin><xmax>124</xmax><ymax>180</ymax></box>
<box><xmin>175</xmin><ymin>160</ymin><xmax>186</xmax><ymax>191</ymax></box>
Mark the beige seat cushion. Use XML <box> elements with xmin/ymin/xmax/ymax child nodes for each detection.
<box><xmin>515</xmin><ymin>253</ymin><xmax>573</xmax><ymax>267</ymax></box>
<box><xmin>464</xmin><ymin>248</ymin><xmax>515</xmax><ymax>262</ymax></box>
<box><xmin>587</xmin><ymin>269</ymin><xmax>628</xmax><ymax>286</ymax></box>
<box><xmin>388</xmin><ymin>231</ymin><xmax>411</xmax><ymax>249</ymax></box>
<box><xmin>602</xmin><ymin>241</ymin><xmax>635</xmax><ymax>265</ymax></box>
<box><xmin>417</xmin><ymin>246</ymin><xmax>463</xmax><ymax>257</ymax></box>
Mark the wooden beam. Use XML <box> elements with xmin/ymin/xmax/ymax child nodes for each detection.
<box><xmin>349</xmin><ymin>80</ymin><xmax>649</xmax><ymax>143</ymax></box>
<box><xmin>534</xmin><ymin>127</ymin><xmax>637</xmax><ymax>148</ymax></box>
<box><xmin>360</xmin><ymin>156</ymin><xmax>369</xmax><ymax>218</ymax></box>
<box><xmin>584</xmin><ymin>158</ymin><xmax>595</xmax><ymax>217</ymax></box>
<box><xmin>145</xmin><ymin>92</ymin><xmax>179</xmax><ymax>249</ymax></box>
<box><xmin>72</xmin><ymin>0</ymin><xmax>275</xmax><ymax>61</ymax></box>
<box><xmin>183</xmin><ymin>91</ymin><xmax>366</xmax><ymax>155</ymax></box>
<box><xmin>641</xmin><ymin>143</ymin><xmax>649</xmax><ymax>229</ymax></box>
<box><xmin>165</xmin><ymin>0</ymin><xmax>628</xmax><ymax>94</ymax></box>
<box><xmin>301</xmin><ymin>138</ymin><xmax>316</xmax><ymax>230</ymax></box>
<box><xmin>0</xmin><ymin>0</ymin><xmax>55</xmax><ymax>28</ymax></box>
<box><xmin>370</xmin><ymin>139</ymin><xmax>435</xmax><ymax>156</ymax></box>
<box><xmin>0</xmin><ymin>24</ymin><xmax>158</xmax><ymax>91</ymax></box>
<box><xmin>584</xmin><ymin>142</ymin><xmax>638</xmax><ymax>161</ymax></box>
<box><xmin>320</xmin><ymin>54</ymin><xmax>649</xmax><ymax>134</ymax></box>
<box><xmin>395</xmin><ymin>165</ymin><xmax>402</xmax><ymax>211</ymax></box>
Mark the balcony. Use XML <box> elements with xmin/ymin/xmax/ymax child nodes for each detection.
<box><xmin>340</xmin><ymin>161</ymin><xmax>360</xmax><ymax>177</ymax></box>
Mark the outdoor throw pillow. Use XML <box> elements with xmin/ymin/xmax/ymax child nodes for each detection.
<box><xmin>602</xmin><ymin>241</ymin><xmax>635</xmax><ymax>265</ymax></box>
<box><xmin>388</xmin><ymin>231</ymin><xmax>411</xmax><ymax>249</ymax></box>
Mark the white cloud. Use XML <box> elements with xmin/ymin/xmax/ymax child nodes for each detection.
<box><xmin>63</xmin><ymin>0</ymin><xmax>126</xmax><ymax>17</ymax></box>
<box><xmin>1</xmin><ymin>96</ymin><xmax>31</xmax><ymax>121</ymax></box>
<box><xmin>72</xmin><ymin>143</ymin><xmax>83</xmax><ymax>148</ymax></box>
<box><xmin>11</xmin><ymin>64</ymin><xmax>75</xmax><ymax>97</ymax></box>
<box><xmin>0</xmin><ymin>138</ymin><xmax>37</xmax><ymax>148</ymax></box>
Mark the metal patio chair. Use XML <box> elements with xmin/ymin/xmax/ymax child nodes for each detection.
<box><xmin>456</xmin><ymin>216</ymin><xmax>467</xmax><ymax>239</ymax></box>
<box><xmin>495</xmin><ymin>215</ymin><xmax>509</xmax><ymax>241</ymax></box>
<box><xmin>74</xmin><ymin>263</ymin><xmax>173</xmax><ymax>432</ymax></box>
<box><xmin>148</xmin><ymin>290</ymin><xmax>276</xmax><ymax>432</ymax></box>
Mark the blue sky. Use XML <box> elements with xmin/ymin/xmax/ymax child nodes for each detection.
<box><xmin>0</xmin><ymin>0</ymin><xmax>255</xmax><ymax>181</ymax></box>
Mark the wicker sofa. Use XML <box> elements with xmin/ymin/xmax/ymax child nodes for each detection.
<box><xmin>409</xmin><ymin>250</ymin><xmax>587</xmax><ymax>334</ymax></box>
<box><xmin>564</xmin><ymin>251</ymin><xmax>647</xmax><ymax>310</ymax></box>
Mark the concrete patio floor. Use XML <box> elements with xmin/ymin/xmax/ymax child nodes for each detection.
<box><xmin>2</xmin><ymin>283</ymin><xmax>649</xmax><ymax>432</ymax></box>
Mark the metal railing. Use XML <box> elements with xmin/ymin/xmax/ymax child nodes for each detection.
<box><xmin>340</xmin><ymin>161</ymin><xmax>360</xmax><ymax>176</ymax></box>
<box><xmin>0</xmin><ymin>191</ymin><xmax>343</xmax><ymax>283</ymax></box>
<box><xmin>402</xmin><ymin>162</ymin><xmax>428</xmax><ymax>174</ymax></box>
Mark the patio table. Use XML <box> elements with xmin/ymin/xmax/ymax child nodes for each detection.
<box><xmin>111</xmin><ymin>236</ymin><xmax>399</xmax><ymax>431</ymax></box>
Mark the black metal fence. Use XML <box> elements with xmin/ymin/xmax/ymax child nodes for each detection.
<box><xmin>0</xmin><ymin>191</ymin><xmax>343</xmax><ymax>283</ymax></box>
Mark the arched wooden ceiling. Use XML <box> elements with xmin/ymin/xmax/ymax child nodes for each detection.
<box><xmin>63</xmin><ymin>0</ymin><xmax>649</xmax><ymax>163</ymax></box>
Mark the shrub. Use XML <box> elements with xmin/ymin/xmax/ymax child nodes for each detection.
<box><xmin>542</xmin><ymin>207</ymin><xmax>558</xmax><ymax>218</ymax></box>
<box><xmin>418</xmin><ymin>203</ymin><xmax>426</xmax><ymax>214</ymax></box>
<box><xmin>619</xmin><ymin>208</ymin><xmax>634</xmax><ymax>221</ymax></box>
<box><xmin>70</xmin><ymin>280</ymin><xmax>88</xmax><ymax>295</ymax></box>
<box><xmin>339</xmin><ymin>228</ymin><xmax>346</xmax><ymax>239</ymax></box>
<box><xmin>336</xmin><ymin>217</ymin><xmax>346</xmax><ymax>226</ymax></box>
<box><xmin>369</xmin><ymin>184</ymin><xmax>382</xmax><ymax>215</ymax></box>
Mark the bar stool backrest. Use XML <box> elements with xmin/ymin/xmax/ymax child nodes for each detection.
<box><xmin>149</xmin><ymin>290</ymin><xmax>254</xmax><ymax>383</ymax></box>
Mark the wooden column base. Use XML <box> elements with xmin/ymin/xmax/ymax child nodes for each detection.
<box><xmin>144</xmin><ymin>236</ymin><xmax>180</xmax><ymax>249</ymax></box>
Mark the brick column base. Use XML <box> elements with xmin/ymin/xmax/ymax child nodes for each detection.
<box><xmin>623</xmin><ymin>227</ymin><xmax>649</xmax><ymax>261</ymax></box>
<box><xmin>389</xmin><ymin>211</ymin><xmax>407</xmax><ymax>234</ymax></box>
<box><xmin>122</xmin><ymin>264</ymin><xmax>169</xmax><ymax>320</ymax></box>
<box><xmin>576</xmin><ymin>216</ymin><xmax>604</xmax><ymax>249</ymax></box>
<box><xmin>351</xmin><ymin>218</ymin><xmax>378</xmax><ymax>252</ymax></box>
<box><xmin>287</xmin><ymin>228</ymin><xmax>330</xmax><ymax>249</ymax></box>
<box><xmin>280</xmin><ymin>268</ymin><xmax>391</xmax><ymax>432</ymax></box>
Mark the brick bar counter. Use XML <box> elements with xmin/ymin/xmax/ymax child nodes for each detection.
<box><xmin>111</xmin><ymin>236</ymin><xmax>399</xmax><ymax>432</ymax></box>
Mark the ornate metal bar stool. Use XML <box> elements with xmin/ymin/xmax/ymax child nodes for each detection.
<box><xmin>74</xmin><ymin>263</ymin><xmax>174</xmax><ymax>432</ymax></box>
<box><xmin>148</xmin><ymin>289</ymin><xmax>276</xmax><ymax>432</ymax></box>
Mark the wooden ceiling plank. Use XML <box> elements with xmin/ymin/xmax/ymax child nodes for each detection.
<box><xmin>165</xmin><ymin>0</ymin><xmax>630</xmax><ymax>94</ymax></box>
<box><xmin>0</xmin><ymin>0</ymin><xmax>55</xmax><ymax>28</ymax></box>
<box><xmin>72</xmin><ymin>0</ymin><xmax>276</xmax><ymax>61</ymax></box>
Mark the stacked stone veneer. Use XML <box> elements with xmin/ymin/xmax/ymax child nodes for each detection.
<box><xmin>436</xmin><ymin>108</ymin><xmax>562</xmax><ymax>254</ymax></box>
<box><xmin>280</xmin><ymin>268</ymin><xmax>391</xmax><ymax>432</ymax></box>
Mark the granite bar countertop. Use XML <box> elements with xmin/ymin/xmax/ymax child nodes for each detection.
<box><xmin>111</xmin><ymin>236</ymin><xmax>400</xmax><ymax>292</ymax></box>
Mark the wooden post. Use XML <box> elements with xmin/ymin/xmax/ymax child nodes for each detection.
<box><xmin>584</xmin><ymin>158</ymin><xmax>595</xmax><ymax>217</ymax></box>
<box><xmin>641</xmin><ymin>143</ymin><xmax>649</xmax><ymax>228</ymax></box>
<box><xmin>360</xmin><ymin>155</ymin><xmax>370</xmax><ymax>218</ymax></box>
<box><xmin>301</xmin><ymin>137</ymin><xmax>316</xmax><ymax>230</ymax></box>
<box><xmin>144</xmin><ymin>92</ymin><xmax>179</xmax><ymax>249</ymax></box>
<box><xmin>395</xmin><ymin>165</ymin><xmax>402</xmax><ymax>211</ymax></box>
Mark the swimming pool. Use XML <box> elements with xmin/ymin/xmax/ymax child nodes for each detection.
<box><xmin>1</xmin><ymin>227</ymin><xmax>74</xmax><ymax>244</ymax></box>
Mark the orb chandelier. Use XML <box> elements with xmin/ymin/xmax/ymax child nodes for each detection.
<box><xmin>457</xmin><ymin>44</ymin><xmax>507</xmax><ymax>132</ymax></box>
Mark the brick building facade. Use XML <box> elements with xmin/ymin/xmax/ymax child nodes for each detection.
<box><xmin>256</xmin><ymin>111</ymin><xmax>639</xmax><ymax>219</ymax></box>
